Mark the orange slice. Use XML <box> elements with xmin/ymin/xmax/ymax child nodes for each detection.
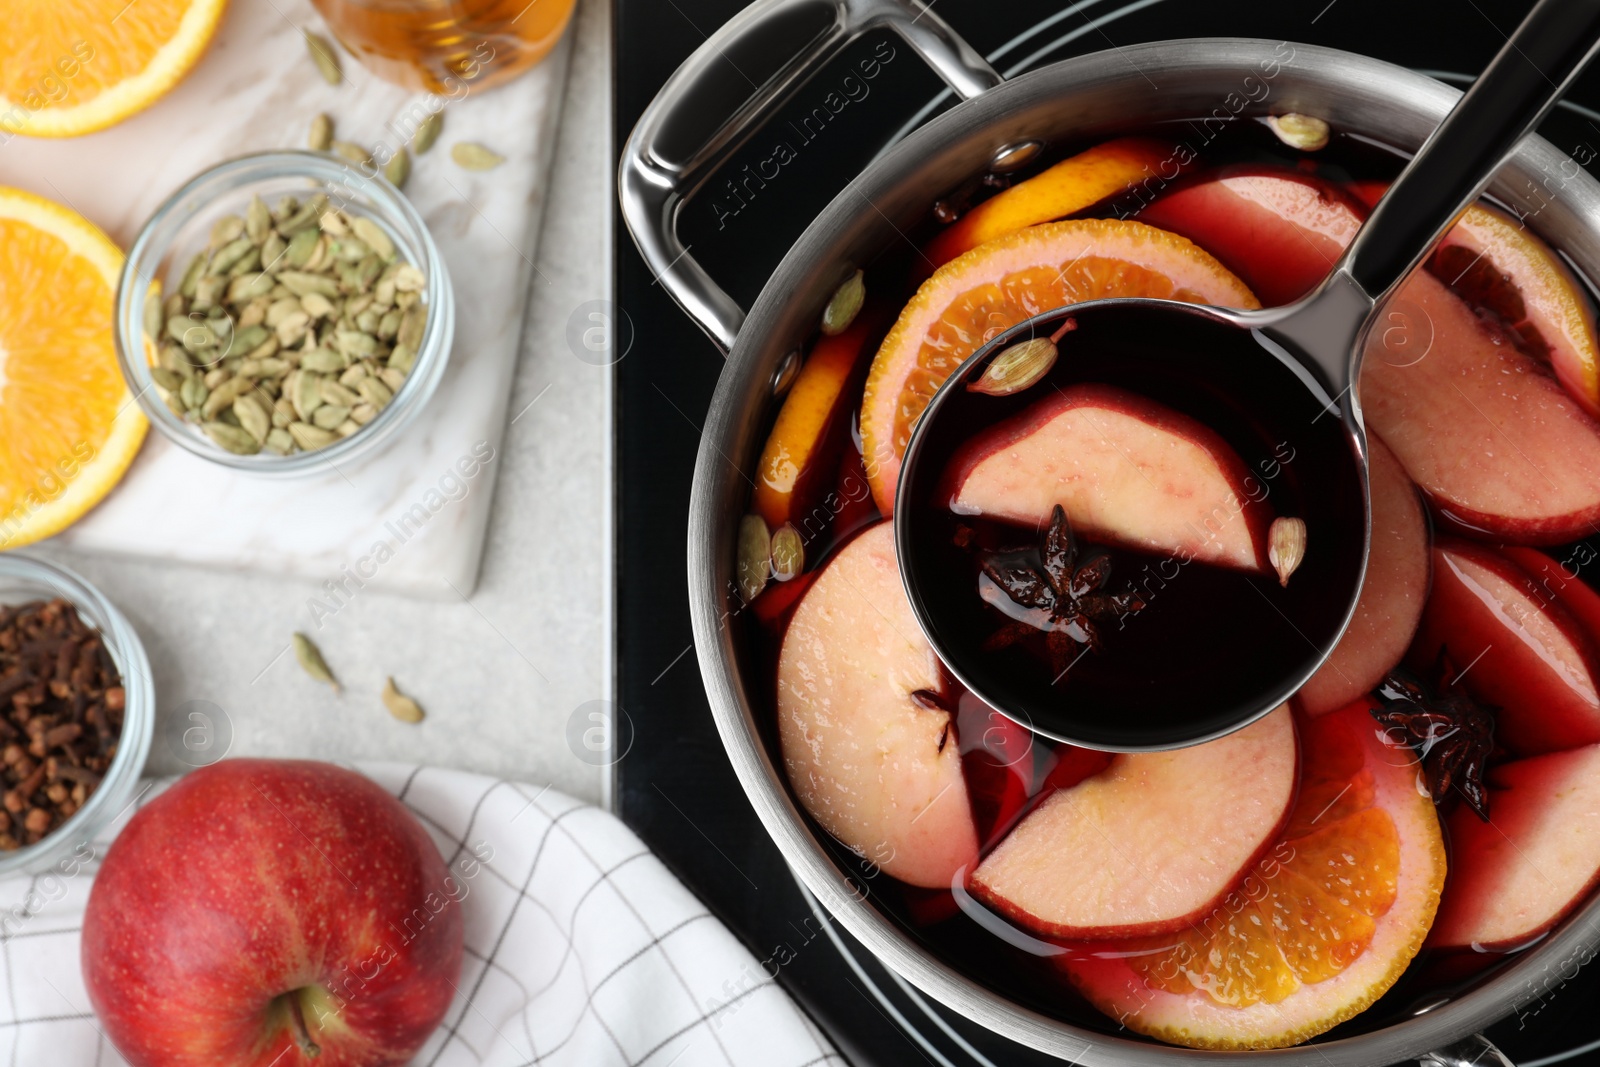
<box><xmin>1062</xmin><ymin>700</ymin><xmax>1446</xmax><ymax>1049</ymax></box>
<box><xmin>0</xmin><ymin>0</ymin><xmax>228</xmax><ymax>138</ymax></box>
<box><xmin>926</xmin><ymin>138</ymin><xmax>1175</xmax><ymax>266</ymax></box>
<box><xmin>0</xmin><ymin>188</ymin><xmax>146</xmax><ymax>547</ymax></box>
<box><xmin>753</xmin><ymin>315</ymin><xmax>874</xmax><ymax>529</ymax></box>
<box><xmin>861</xmin><ymin>218</ymin><xmax>1258</xmax><ymax>513</ymax></box>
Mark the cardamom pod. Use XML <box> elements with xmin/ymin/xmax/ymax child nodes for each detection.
<box><xmin>331</xmin><ymin>141</ymin><xmax>370</xmax><ymax>167</ymax></box>
<box><xmin>178</xmin><ymin>253</ymin><xmax>206</xmax><ymax>298</ymax></box>
<box><xmin>1269</xmin><ymin>517</ymin><xmax>1308</xmax><ymax>587</ymax></box>
<box><xmin>770</xmin><ymin>524</ymin><xmax>805</xmax><ymax>581</ymax></box>
<box><xmin>233</xmin><ymin>395</ymin><xmax>272</xmax><ymax>443</ymax></box>
<box><xmin>350</xmin><ymin>217</ymin><xmax>396</xmax><ymax>261</ymax></box>
<box><xmin>276</xmin><ymin>271</ymin><xmax>340</xmax><ymax>298</ymax></box>
<box><xmin>311</xmin><ymin>404</ymin><xmax>351</xmax><ymax>430</ymax></box>
<box><xmin>308</xmin><ymin>112</ymin><xmax>334</xmax><ymax>152</ymax></box>
<box><xmin>299</xmin><ymin>292</ymin><xmax>336</xmax><ymax>319</ymax></box>
<box><xmin>180</xmin><ymin>377</ymin><xmax>209</xmax><ymax>412</ymax></box>
<box><xmin>292</xmin><ymin>632</ymin><xmax>341</xmax><ymax>691</ymax></box>
<box><xmin>381</xmin><ymin>677</ymin><xmax>425</xmax><ymax>723</ymax></box>
<box><xmin>260</xmin><ymin>231</ymin><xmax>287</xmax><ymax>269</ymax></box>
<box><xmin>396</xmin><ymin>306</ymin><xmax>427</xmax><ymax>350</ymax></box>
<box><xmin>142</xmin><ymin>290</ymin><xmax>164</xmax><ymax>340</ymax></box>
<box><xmin>820</xmin><ymin>269</ymin><xmax>864</xmax><ymax>336</ymax></box>
<box><xmin>208</xmin><ymin>236</ymin><xmax>255</xmax><ymax>275</ymax></box>
<box><xmin>736</xmin><ymin>514</ymin><xmax>771</xmax><ymax>603</ymax></box>
<box><xmin>383</xmin><ymin>147</ymin><xmax>411</xmax><ymax>190</ymax></box>
<box><xmin>300</xmin><ymin>348</ymin><xmax>349</xmax><ymax>373</ymax></box>
<box><xmin>356</xmin><ymin>376</ymin><xmax>393</xmax><ymax>407</ymax></box>
<box><xmin>305</xmin><ymin>32</ymin><xmax>343</xmax><ymax>86</ymax></box>
<box><xmin>203</xmin><ymin>421</ymin><xmax>261</xmax><ymax>455</ymax></box>
<box><xmin>245</xmin><ymin>196</ymin><xmax>272</xmax><ymax>244</ymax></box>
<box><xmin>227</xmin><ymin>272</ymin><xmax>275</xmax><ymax>303</ymax></box>
<box><xmin>320</xmin><ymin>379</ymin><xmax>360</xmax><ymax>407</ymax></box>
<box><xmin>968</xmin><ymin>337</ymin><xmax>1058</xmax><ymax>396</ymax></box>
<box><xmin>282</xmin><ymin>228</ymin><xmax>320</xmax><ymax>267</ymax></box>
<box><xmin>387</xmin><ymin>343</ymin><xmax>416</xmax><ymax>373</ymax></box>
<box><xmin>289</xmin><ymin>422</ymin><xmax>339</xmax><ymax>451</ymax></box>
<box><xmin>450</xmin><ymin>142</ymin><xmax>505</xmax><ymax>171</ymax></box>
<box><xmin>265</xmin><ymin>427</ymin><xmax>296</xmax><ymax>455</ymax></box>
<box><xmin>1266</xmin><ymin>113</ymin><xmax>1330</xmax><ymax>152</ymax></box>
<box><xmin>201</xmin><ymin>377</ymin><xmax>252</xmax><ymax>420</ymax></box>
<box><xmin>210</xmin><ymin>215</ymin><xmax>244</xmax><ymax>249</ymax></box>
<box><xmin>413</xmin><ymin>111</ymin><xmax>443</xmax><ymax>155</ymax></box>
<box><xmin>293</xmin><ymin>371</ymin><xmax>326</xmax><ymax>420</ymax></box>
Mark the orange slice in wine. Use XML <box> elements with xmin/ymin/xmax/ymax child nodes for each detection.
<box><xmin>860</xmin><ymin>218</ymin><xmax>1257</xmax><ymax>513</ymax></box>
<box><xmin>1062</xmin><ymin>700</ymin><xmax>1446</xmax><ymax>1050</ymax></box>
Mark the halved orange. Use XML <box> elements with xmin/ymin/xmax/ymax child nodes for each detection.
<box><xmin>0</xmin><ymin>0</ymin><xmax>228</xmax><ymax>138</ymax></box>
<box><xmin>0</xmin><ymin>188</ymin><xmax>146</xmax><ymax>548</ymax></box>
<box><xmin>926</xmin><ymin>138</ymin><xmax>1175</xmax><ymax>266</ymax></box>
<box><xmin>861</xmin><ymin>218</ymin><xmax>1258</xmax><ymax>512</ymax></box>
<box><xmin>1062</xmin><ymin>700</ymin><xmax>1447</xmax><ymax>1050</ymax></box>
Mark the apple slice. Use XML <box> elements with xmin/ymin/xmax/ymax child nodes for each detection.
<box><xmin>947</xmin><ymin>382</ymin><xmax>1270</xmax><ymax>571</ymax></box>
<box><xmin>1362</xmin><ymin>271</ymin><xmax>1600</xmax><ymax>544</ymax></box>
<box><xmin>776</xmin><ymin>521</ymin><xmax>979</xmax><ymax>888</ymax></box>
<box><xmin>969</xmin><ymin>705</ymin><xmax>1296</xmax><ymax>939</ymax></box>
<box><xmin>1297</xmin><ymin>434</ymin><xmax>1429</xmax><ymax>716</ymax></box>
<box><xmin>1348</xmin><ymin>183</ymin><xmax>1600</xmax><ymax>419</ymax></box>
<box><xmin>1431</xmin><ymin>744</ymin><xmax>1600</xmax><ymax>950</ymax></box>
<box><xmin>1139</xmin><ymin>170</ymin><xmax>1362</xmax><ymax>305</ymax></box>
<box><xmin>1411</xmin><ymin>540</ymin><xmax>1600</xmax><ymax>757</ymax></box>
<box><xmin>1502</xmin><ymin>545</ymin><xmax>1600</xmax><ymax>645</ymax></box>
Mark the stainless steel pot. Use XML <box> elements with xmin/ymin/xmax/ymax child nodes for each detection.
<box><xmin>620</xmin><ymin>3</ymin><xmax>1600</xmax><ymax>1062</ymax></box>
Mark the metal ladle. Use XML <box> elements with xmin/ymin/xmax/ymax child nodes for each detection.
<box><xmin>896</xmin><ymin>0</ymin><xmax>1600</xmax><ymax>749</ymax></box>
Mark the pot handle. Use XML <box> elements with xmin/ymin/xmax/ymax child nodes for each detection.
<box><xmin>1417</xmin><ymin>1033</ymin><xmax>1514</xmax><ymax>1067</ymax></box>
<box><xmin>619</xmin><ymin>0</ymin><xmax>1001</xmax><ymax>352</ymax></box>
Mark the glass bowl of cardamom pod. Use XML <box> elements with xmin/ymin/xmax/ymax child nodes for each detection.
<box><xmin>113</xmin><ymin>151</ymin><xmax>455</xmax><ymax>473</ymax></box>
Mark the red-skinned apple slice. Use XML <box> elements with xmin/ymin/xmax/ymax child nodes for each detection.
<box><xmin>947</xmin><ymin>382</ymin><xmax>1271</xmax><ymax>571</ymax></box>
<box><xmin>1147</xmin><ymin>172</ymin><xmax>1600</xmax><ymax>541</ymax></box>
<box><xmin>777</xmin><ymin>521</ymin><xmax>979</xmax><ymax>888</ymax></box>
<box><xmin>1297</xmin><ymin>434</ymin><xmax>1429</xmax><ymax>716</ymax></box>
<box><xmin>1061</xmin><ymin>700</ymin><xmax>1445</xmax><ymax>1050</ymax></box>
<box><xmin>1138</xmin><ymin>169</ymin><xmax>1362</xmax><ymax>305</ymax></box>
<box><xmin>1411</xmin><ymin>540</ymin><xmax>1600</xmax><ymax>757</ymax></box>
<box><xmin>1431</xmin><ymin>744</ymin><xmax>1600</xmax><ymax>950</ymax></box>
<box><xmin>1361</xmin><ymin>271</ymin><xmax>1600</xmax><ymax>544</ymax></box>
<box><xmin>1501</xmin><ymin>545</ymin><xmax>1600</xmax><ymax>644</ymax></box>
<box><xmin>969</xmin><ymin>705</ymin><xmax>1296</xmax><ymax>939</ymax></box>
<box><xmin>1349</xmin><ymin>182</ymin><xmax>1600</xmax><ymax>418</ymax></box>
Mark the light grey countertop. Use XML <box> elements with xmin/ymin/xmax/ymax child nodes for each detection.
<box><xmin>35</xmin><ymin>0</ymin><xmax>614</xmax><ymax>806</ymax></box>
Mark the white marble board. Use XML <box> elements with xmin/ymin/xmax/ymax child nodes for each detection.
<box><xmin>0</xmin><ymin>0</ymin><xmax>572</xmax><ymax>597</ymax></box>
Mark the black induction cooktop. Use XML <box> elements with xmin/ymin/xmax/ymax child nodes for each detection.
<box><xmin>612</xmin><ymin>2</ymin><xmax>1600</xmax><ymax>1063</ymax></box>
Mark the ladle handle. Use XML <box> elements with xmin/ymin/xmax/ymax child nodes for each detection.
<box><xmin>1344</xmin><ymin>0</ymin><xmax>1600</xmax><ymax>301</ymax></box>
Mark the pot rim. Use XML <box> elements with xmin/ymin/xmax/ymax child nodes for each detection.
<box><xmin>688</xmin><ymin>36</ymin><xmax>1600</xmax><ymax>1064</ymax></box>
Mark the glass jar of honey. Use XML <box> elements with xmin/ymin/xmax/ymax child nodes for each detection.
<box><xmin>309</xmin><ymin>0</ymin><xmax>576</xmax><ymax>94</ymax></box>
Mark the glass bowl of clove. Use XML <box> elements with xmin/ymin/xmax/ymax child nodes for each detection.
<box><xmin>114</xmin><ymin>151</ymin><xmax>455</xmax><ymax>474</ymax></box>
<box><xmin>0</xmin><ymin>555</ymin><xmax>153</xmax><ymax>877</ymax></box>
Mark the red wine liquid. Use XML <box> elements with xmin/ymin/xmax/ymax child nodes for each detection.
<box><xmin>897</xmin><ymin>303</ymin><xmax>1368</xmax><ymax>748</ymax></box>
<box><xmin>742</xmin><ymin>116</ymin><xmax>1599</xmax><ymax>1040</ymax></box>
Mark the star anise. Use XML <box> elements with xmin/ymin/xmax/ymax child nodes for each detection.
<box><xmin>975</xmin><ymin>505</ymin><xmax>1145</xmax><ymax>679</ymax></box>
<box><xmin>1371</xmin><ymin>653</ymin><xmax>1497</xmax><ymax>821</ymax></box>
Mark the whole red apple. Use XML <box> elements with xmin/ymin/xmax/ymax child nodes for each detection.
<box><xmin>82</xmin><ymin>759</ymin><xmax>464</xmax><ymax>1066</ymax></box>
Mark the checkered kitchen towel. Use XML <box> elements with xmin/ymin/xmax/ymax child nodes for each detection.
<box><xmin>0</xmin><ymin>764</ymin><xmax>847</xmax><ymax>1067</ymax></box>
